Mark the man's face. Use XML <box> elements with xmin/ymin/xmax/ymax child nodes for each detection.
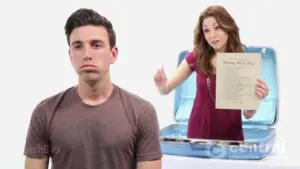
<box><xmin>69</xmin><ymin>25</ymin><xmax>118</xmax><ymax>83</ymax></box>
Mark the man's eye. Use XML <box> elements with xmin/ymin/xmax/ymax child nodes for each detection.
<box><xmin>94</xmin><ymin>44</ymin><xmax>102</xmax><ymax>48</ymax></box>
<box><xmin>74</xmin><ymin>45</ymin><xmax>81</xmax><ymax>49</ymax></box>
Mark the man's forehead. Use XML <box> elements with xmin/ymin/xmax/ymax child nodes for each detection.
<box><xmin>69</xmin><ymin>26</ymin><xmax>109</xmax><ymax>44</ymax></box>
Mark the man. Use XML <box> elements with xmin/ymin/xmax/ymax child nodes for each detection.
<box><xmin>24</xmin><ymin>8</ymin><xmax>162</xmax><ymax>169</ymax></box>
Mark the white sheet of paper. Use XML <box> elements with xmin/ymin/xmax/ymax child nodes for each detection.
<box><xmin>215</xmin><ymin>52</ymin><xmax>261</xmax><ymax>110</ymax></box>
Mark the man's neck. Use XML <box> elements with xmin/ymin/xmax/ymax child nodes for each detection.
<box><xmin>77</xmin><ymin>75</ymin><xmax>114</xmax><ymax>105</ymax></box>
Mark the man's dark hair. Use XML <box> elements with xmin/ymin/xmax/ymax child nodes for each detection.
<box><xmin>64</xmin><ymin>8</ymin><xmax>116</xmax><ymax>48</ymax></box>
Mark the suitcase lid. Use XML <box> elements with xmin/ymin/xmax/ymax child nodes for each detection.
<box><xmin>173</xmin><ymin>46</ymin><xmax>278</xmax><ymax>129</ymax></box>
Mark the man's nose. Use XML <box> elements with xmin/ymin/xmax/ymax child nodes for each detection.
<box><xmin>83</xmin><ymin>46</ymin><xmax>92</xmax><ymax>60</ymax></box>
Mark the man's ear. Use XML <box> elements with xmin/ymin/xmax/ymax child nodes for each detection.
<box><xmin>110</xmin><ymin>46</ymin><xmax>118</xmax><ymax>64</ymax></box>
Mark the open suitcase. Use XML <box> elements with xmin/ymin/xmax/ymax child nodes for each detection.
<box><xmin>159</xmin><ymin>46</ymin><xmax>279</xmax><ymax>160</ymax></box>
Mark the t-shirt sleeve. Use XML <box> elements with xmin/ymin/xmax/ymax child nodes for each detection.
<box><xmin>184</xmin><ymin>50</ymin><xmax>197</xmax><ymax>71</ymax></box>
<box><xmin>24</xmin><ymin>102</ymin><xmax>51</xmax><ymax>159</ymax></box>
<box><xmin>136</xmin><ymin>102</ymin><xmax>163</xmax><ymax>162</ymax></box>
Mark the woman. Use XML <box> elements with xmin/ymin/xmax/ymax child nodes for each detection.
<box><xmin>154</xmin><ymin>5</ymin><xmax>269</xmax><ymax>141</ymax></box>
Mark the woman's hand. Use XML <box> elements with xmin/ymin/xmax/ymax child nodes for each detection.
<box><xmin>154</xmin><ymin>67</ymin><xmax>168</xmax><ymax>94</ymax></box>
<box><xmin>255</xmin><ymin>78</ymin><xmax>269</xmax><ymax>100</ymax></box>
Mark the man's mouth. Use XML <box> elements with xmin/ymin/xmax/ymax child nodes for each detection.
<box><xmin>80</xmin><ymin>64</ymin><xmax>96</xmax><ymax>68</ymax></box>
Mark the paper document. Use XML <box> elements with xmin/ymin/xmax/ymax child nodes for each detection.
<box><xmin>215</xmin><ymin>52</ymin><xmax>261</xmax><ymax>110</ymax></box>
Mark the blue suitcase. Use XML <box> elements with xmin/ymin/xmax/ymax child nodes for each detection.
<box><xmin>159</xmin><ymin>46</ymin><xmax>279</xmax><ymax>160</ymax></box>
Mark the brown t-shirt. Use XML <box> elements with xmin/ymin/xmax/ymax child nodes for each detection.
<box><xmin>24</xmin><ymin>84</ymin><xmax>162</xmax><ymax>169</ymax></box>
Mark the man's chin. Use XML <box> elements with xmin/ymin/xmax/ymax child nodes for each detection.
<box><xmin>80</xmin><ymin>73</ymin><xmax>101</xmax><ymax>84</ymax></box>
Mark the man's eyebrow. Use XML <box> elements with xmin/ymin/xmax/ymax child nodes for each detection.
<box><xmin>71</xmin><ymin>40</ymin><xmax>82</xmax><ymax>46</ymax></box>
<box><xmin>71</xmin><ymin>39</ymin><xmax>105</xmax><ymax>46</ymax></box>
<box><xmin>90</xmin><ymin>39</ymin><xmax>105</xmax><ymax>44</ymax></box>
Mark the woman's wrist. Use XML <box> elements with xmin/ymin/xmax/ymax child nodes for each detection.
<box><xmin>159</xmin><ymin>83</ymin><xmax>169</xmax><ymax>95</ymax></box>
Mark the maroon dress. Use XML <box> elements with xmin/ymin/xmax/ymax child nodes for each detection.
<box><xmin>185</xmin><ymin>51</ymin><xmax>244</xmax><ymax>141</ymax></box>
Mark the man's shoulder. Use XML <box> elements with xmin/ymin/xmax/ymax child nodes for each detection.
<box><xmin>116</xmin><ymin>86</ymin><xmax>155</xmax><ymax>112</ymax></box>
<box><xmin>34</xmin><ymin>86</ymin><xmax>75</xmax><ymax>112</ymax></box>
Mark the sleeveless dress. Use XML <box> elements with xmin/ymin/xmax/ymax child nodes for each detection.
<box><xmin>185</xmin><ymin>51</ymin><xmax>244</xmax><ymax>141</ymax></box>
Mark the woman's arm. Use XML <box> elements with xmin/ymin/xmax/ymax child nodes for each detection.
<box><xmin>161</xmin><ymin>59</ymin><xmax>193</xmax><ymax>95</ymax></box>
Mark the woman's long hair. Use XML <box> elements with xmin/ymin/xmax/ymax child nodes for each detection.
<box><xmin>193</xmin><ymin>5</ymin><xmax>244</xmax><ymax>77</ymax></box>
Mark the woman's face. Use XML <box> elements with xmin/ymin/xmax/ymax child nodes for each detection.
<box><xmin>202</xmin><ymin>16</ymin><xmax>228</xmax><ymax>52</ymax></box>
